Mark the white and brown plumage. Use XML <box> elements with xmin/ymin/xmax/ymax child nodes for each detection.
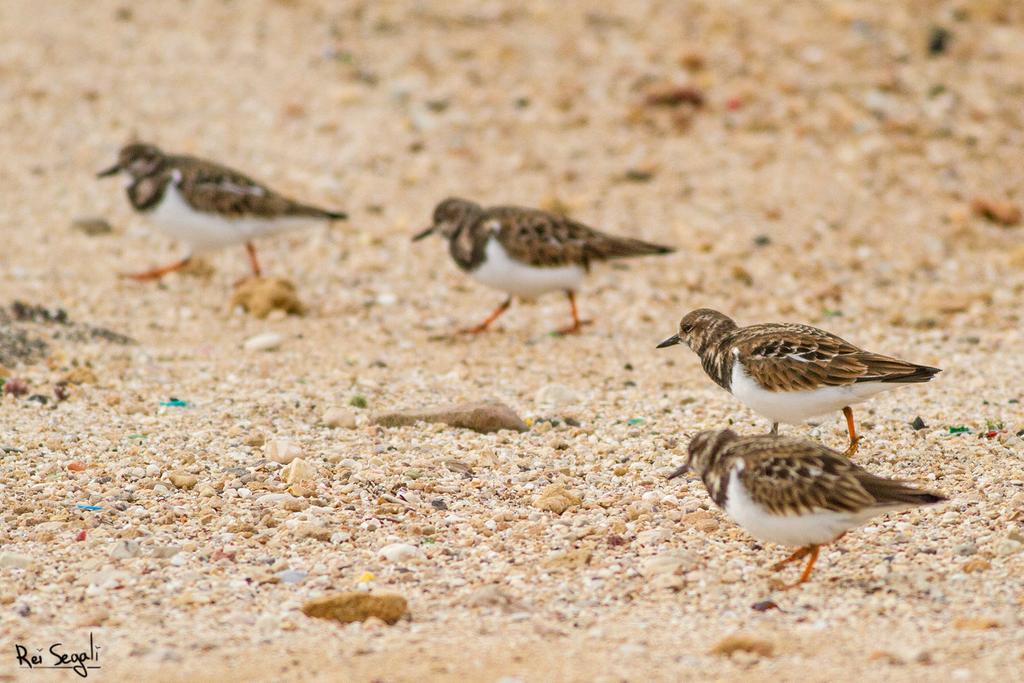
<box><xmin>98</xmin><ymin>143</ymin><xmax>347</xmax><ymax>280</ymax></box>
<box><xmin>656</xmin><ymin>309</ymin><xmax>941</xmax><ymax>456</ymax></box>
<box><xmin>413</xmin><ymin>197</ymin><xmax>674</xmax><ymax>334</ymax></box>
<box><xmin>670</xmin><ymin>429</ymin><xmax>945</xmax><ymax>588</ymax></box>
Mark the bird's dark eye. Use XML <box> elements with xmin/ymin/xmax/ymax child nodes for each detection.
<box><xmin>682</xmin><ymin>324</ymin><xmax>693</xmax><ymax>333</ymax></box>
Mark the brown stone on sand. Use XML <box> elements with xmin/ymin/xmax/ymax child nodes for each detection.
<box><xmin>371</xmin><ymin>400</ymin><xmax>528</xmax><ymax>434</ymax></box>
<box><xmin>644</xmin><ymin>82</ymin><xmax>705</xmax><ymax>107</ymax></box>
<box><xmin>710</xmin><ymin>634</ymin><xmax>774</xmax><ymax>658</ymax></box>
<box><xmin>301</xmin><ymin>592</ymin><xmax>408</xmax><ymax>625</ymax></box>
<box><xmin>168</xmin><ymin>471</ymin><xmax>199</xmax><ymax>490</ymax></box>
<box><xmin>71</xmin><ymin>216</ymin><xmax>113</xmax><ymax>236</ymax></box>
<box><xmin>62</xmin><ymin>366</ymin><xmax>98</xmax><ymax>385</ymax></box>
<box><xmin>954</xmin><ymin>617</ymin><xmax>1001</xmax><ymax>630</ymax></box>
<box><xmin>543</xmin><ymin>548</ymin><xmax>592</xmax><ymax>569</ymax></box>
<box><xmin>962</xmin><ymin>558</ymin><xmax>991</xmax><ymax>573</ymax></box>
<box><xmin>230</xmin><ymin>277</ymin><xmax>305</xmax><ymax>319</ymax></box>
<box><xmin>681</xmin><ymin>509</ymin><xmax>721</xmax><ymax>533</ymax></box>
<box><xmin>971</xmin><ymin>197</ymin><xmax>1021</xmax><ymax>227</ymax></box>
<box><xmin>532</xmin><ymin>484</ymin><xmax>582</xmax><ymax>514</ymax></box>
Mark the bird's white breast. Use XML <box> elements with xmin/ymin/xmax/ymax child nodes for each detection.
<box><xmin>469</xmin><ymin>237</ymin><xmax>586</xmax><ymax>299</ymax></box>
<box><xmin>722</xmin><ymin>464</ymin><xmax>870</xmax><ymax>546</ymax></box>
<box><xmin>146</xmin><ymin>173</ymin><xmax>309</xmax><ymax>253</ymax></box>
<box><xmin>729</xmin><ymin>356</ymin><xmax>896</xmax><ymax>425</ymax></box>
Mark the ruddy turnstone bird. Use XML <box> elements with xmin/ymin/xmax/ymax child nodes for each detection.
<box><xmin>98</xmin><ymin>143</ymin><xmax>347</xmax><ymax>280</ymax></box>
<box><xmin>656</xmin><ymin>309</ymin><xmax>940</xmax><ymax>456</ymax></box>
<box><xmin>412</xmin><ymin>197</ymin><xmax>674</xmax><ymax>334</ymax></box>
<box><xmin>670</xmin><ymin>429</ymin><xmax>945</xmax><ymax>587</ymax></box>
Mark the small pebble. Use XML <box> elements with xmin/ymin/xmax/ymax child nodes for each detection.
<box><xmin>110</xmin><ymin>540</ymin><xmax>142</xmax><ymax>559</ymax></box>
<box><xmin>168</xmin><ymin>471</ymin><xmax>199</xmax><ymax>490</ymax></box>
<box><xmin>71</xmin><ymin>216</ymin><xmax>113</xmax><ymax>235</ymax></box>
<box><xmin>636</xmin><ymin>529</ymin><xmax>671</xmax><ymax>546</ymax></box>
<box><xmin>275</xmin><ymin>570</ymin><xmax>307</xmax><ymax>584</ymax></box>
<box><xmin>927</xmin><ymin>26</ymin><xmax>951</xmax><ymax>56</ymax></box>
<box><xmin>954</xmin><ymin>543</ymin><xmax>977</xmax><ymax>557</ymax></box>
<box><xmin>244</xmin><ymin>332</ymin><xmax>284</xmax><ymax>352</ymax></box>
<box><xmin>265</xmin><ymin>439</ymin><xmax>301</xmax><ymax>465</ymax></box>
<box><xmin>323</xmin><ymin>408</ymin><xmax>357</xmax><ymax>429</ymax></box>
<box><xmin>535</xmin><ymin>383</ymin><xmax>579</xmax><ymax>408</ymax></box>
<box><xmin>283</xmin><ymin>458</ymin><xmax>316</xmax><ymax>485</ymax></box>
<box><xmin>640</xmin><ymin>551</ymin><xmax>697</xmax><ymax>577</ymax></box>
<box><xmin>377</xmin><ymin>543</ymin><xmax>420</xmax><ymax>563</ymax></box>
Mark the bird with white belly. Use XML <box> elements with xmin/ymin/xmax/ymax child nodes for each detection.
<box><xmin>669</xmin><ymin>429</ymin><xmax>946</xmax><ymax>587</ymax></box>
<box><xmin>657</xmin><ymin>308</ymin><xmax>940</xmax><ymax>456</ymax></box>
<box><xmin>413</xmin><ymin>197</ymin><xmax>674</xmax><ymax>334</ymax></box>
<box><xmin>98</xmin><ymin>143</ymin><xmax>347</xmax><ymax>280</ymax></box>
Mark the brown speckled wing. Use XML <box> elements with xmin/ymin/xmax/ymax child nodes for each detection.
<box><xmin>733</xmin><ymin>324</ymin><xmax>937</xmax><ymax>392</ymax></box>
<box><xmin>173</xmin><ymin>156</ymin><xmax>338</xmax><ymax>220</ymax></box>
<box><xmin>734</xmin><ymin>436</ymin><xmax>944</xmax><ymax>515</ymax></box>
<box><xmin>488</xmin><ymin>206</ymin><xmax>672</xmax><ymax>269</ymax></box>
<box><xmin>736</xmin><ymin>438</ymin><xmax>876</xmax><ymax>515</ymax></box>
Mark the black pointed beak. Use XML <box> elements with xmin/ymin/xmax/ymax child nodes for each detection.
<box><xmin>667</xmin><ymin>463</ymin><xmax>689</xmax><ymax>480</ymax></box>
<box><xmin>96</xmin><ymin>163</ymin><xmax>121</xmax><ymax>178</ymax></box>
<box><xmin>656</xmin><ymin>334</ymin><xmax>681</xmax><ymax>349</ymax></box>
<box><xmin>411</xmin><ymin>225</ymin><xmax>435</xmax><ymax>242</ymax></box>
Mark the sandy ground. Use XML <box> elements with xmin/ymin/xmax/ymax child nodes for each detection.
<box><xmin>2</xmin><ymin>0</ymin><xmax>1024</xmax><ymax>681</ymax></box>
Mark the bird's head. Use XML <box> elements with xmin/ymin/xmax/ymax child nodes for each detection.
<box><xmin>656</xmin><ymin>308</ymin><xmax>737</xmax><ymax>357</ymax></box>
<box><xmin>97</xmin><ymin>143</ymin><xmax>166</xmax><ymax>179</ymax></box>
<box><xmin>412</xmin><ymin>197</ymin><xmax>483</xmax><ymax>242</ymax></box>
<box><xmin>667</xmin><ymin>429</ymin><xmax>739</xmax><ymax>480</ymax></box>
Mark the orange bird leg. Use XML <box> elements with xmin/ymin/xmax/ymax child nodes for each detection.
<box><xmin>842</xmin><ymin>406</ymin><xmax>860</xmax><ymax>457</ymax></box>
<box><xmin>120</xmin><ymin>257</ymin><xmax>192</xmax><ymax>282</ymax></box>
<box><xmin>245</xmin><ymin>242</ymin><xmax>262</xmax><ymax>277</ymax></box>
<box><xmin>462</xmin><ymin>297</ymin><xmax>512</xmax><ymax>334</ymax></box>
<box><xmin>772</xmin><ymin>545</ymin><xmax>821</xmax><ymax>589</ymax></box>
<box><xmin>789</xmin><ymin>545</ymin><xmax>821</xmax><ymax>588</ymax></box>
<box><xmin>554</xmin><ymin>290</ymin><xmax>591</xmax><ymax>335</ymax></box>
<box><xmin>771</xmin><ymin>546</ymin><xmax>811</xmax><ymax>572</ymax></box>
